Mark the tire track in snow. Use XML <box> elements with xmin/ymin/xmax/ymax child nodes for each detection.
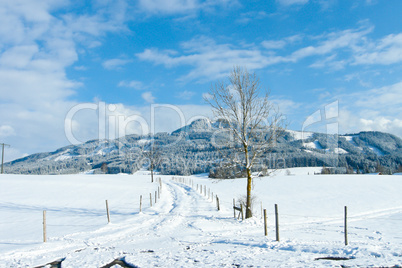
<box><xmin>1</xmin><ymin>178</ymin><xmax>242</xmax><ymax>267</ymax></box>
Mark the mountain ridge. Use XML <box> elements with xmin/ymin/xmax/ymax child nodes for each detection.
<box><xmin>4</xmin><ymin>119</ymin><xmax>402</xmax><ymax>175</ymax></box>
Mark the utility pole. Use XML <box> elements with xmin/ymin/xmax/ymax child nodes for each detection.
<box><xmin>1</xmin><ymin>143</ymin><xmax>10</xmax><ymax>174</ymax></box>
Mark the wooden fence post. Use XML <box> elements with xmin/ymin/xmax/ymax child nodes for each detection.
<box><xmin>233</xmin><ymin>199</ymin><xmax>236</xmax><ymax>219</ymax></box>
<box><xmin>155</xmin><ymin>191</ymin><xmax>157</xmax><ymax>204</ymax></box>
<box><xmin>344</xmin><ymin>206</ymin><xmax>348</xmax><ymax>246</ymax></box>
<box><xmin>158</xmin><ymin>187</ymin><xmax>160</xmax><ymax>199</ymax></box>
<box><xmin>264</xmin><ymin>209</ymin><xmax>268</xmax><ymax>236</ymax></box>
<box><xmin>240</xmin><ymin>204</ymin><xmax>244</xmax><ymax>220</ymax></box>
<box><xmin>106</xmin><ymin>200</ymin><xmax>110</xmax><ymax>223</ymax></box>
<box><xmin>43</xmin><ymin>210</ymin><xmax>47</xmax><ymax>243</ymax></box>
<box><xmin>216</xmin><ymin>196</ymin><xmax>220</xmax><ymax>211</ymax></box>
<box><xmin>140</xmin><ymin>195</ymin><xmax>142</xmax><ymax>212</ymax></box>
<box><xmin>275</xmin><ymin>204</ymin><xmax>279</xmax><ymax>241</ymax></box>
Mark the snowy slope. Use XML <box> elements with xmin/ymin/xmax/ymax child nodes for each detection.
<box><xmin>1</xmin><ymin>170</ymin><xmax>402</xmax><ymax>267</ymax></box>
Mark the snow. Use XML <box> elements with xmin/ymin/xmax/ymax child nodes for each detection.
<box><xmin>1</xmin><ymin>170</ymin><xmax>402</xmax><ymax>267</ymax></box>
<box><xmin>342</xmin><ymin>135</ymin><xmax>355</xmax><ymax>142</ymax></box>
<box><xmin>287</xmin><ymin>130</ymin><xmax>313</xmax><ymax>140</ymax></box>
<box><xmin>334</xmin><ymin>147</ymin><xmax>348</xmax><ymax>154</ymax></box>
<box><xmin>304</xmin><ymin>141</ymin><xmax>348</xmax><ymax>154</ymax></box>
<box><xmin>341</xmin><ymin>135</ymin><xmax>384</xmax><ymax>155</ymax></box>
<box><xmin>366</xmin><ymin>144</ymin><xmax>385</xmax><ymax>156</ymax></box>
<box><xmin>137</xmin><ymin>139</ymin><xmax>151</xmax><ymax>145</ymax></box>
<box><xmin>303</xmin><ymin>141</ymin><xmax>323</xmax><ymax>150</ymax></box>
<box><xmin>54</xmin><ymin>154</ymin><xmax>73</xmax><ymax>161</ymax></box>
<box><xmin>342</xmin><ymin>135</ymin><xmax>361</xmax><ymax>149</ymax></box>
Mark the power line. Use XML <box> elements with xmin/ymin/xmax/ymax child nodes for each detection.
<box><xmin>1</xmin><ymin>143</ymin><xmax>10</xmax><ymax>174</ymax></box>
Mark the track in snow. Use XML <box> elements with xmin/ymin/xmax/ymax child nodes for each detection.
<box><xmin>1</xmin><ymin>178</ymin><xmax>238</xmax><ymax>267</ymax></box>
<box><xmin>3</xmin><ymin>175</ymin><xmax>402</xmax><ymax>267</ymax></box>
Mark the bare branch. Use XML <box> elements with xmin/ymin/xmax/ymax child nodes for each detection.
<box><xmin>205</xmin><ymin>66</ymin><xmax>286</xmax><ymax>219</ymax></box>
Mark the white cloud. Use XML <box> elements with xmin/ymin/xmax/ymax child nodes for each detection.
<box><xmin>309</xmin><ymin>54</ymin><xmax>347</xmax><ymax>70</ymax></box>
<box><xmin>0</xmin><ymin>125</ymin><xmax>15</xmax><ymax>137</ymax></box>
<box><xmin>272</xmin><ymin>98</ymin><xmax>302</xmax><ymax>116</ymax></box>
<box><xmin>290</xmin><ymin>26</ymin><xmax>373</xmax><ymax>61</ymax></box>
<box><xmin>137</xmin><ymin>36</ymin><xmax>284</xmax><ymax>82</ymax></box>
<box><xmin>276</xmin><ymin>0</ymin><xmax>309</xmax><ymax>6</ymax></box>
<box><xmin>236</xmin><ymin>11</ymin><xmax>267</xmax><ymax>24</ymax></box>
<box><xmin>353</xmin><ymin>81</ymin><xmax>402</xmax><ymax>113</ymax></box>
<box><xmin>0</xmin><ymin>0</ymin><xmax>127</xmax><ymax>160</ymax></box>
<box><xmin>202</xmin><ymin>93</ymin><xmax>212</xmax><ymax>100</ymax></box>
<box><xmin>135</xmin><ymin>25</ymin><xmax>378</xmax><ymax>81</ymax></box>
<box><xmin>338</xmin><ymin>81</ymin><xmax>402</xmax><ymax>137</ymax></box>
<box><xmin>354</xmin><ymin>33</ymin><xmax>402</xmax><ymax>65</ymax></box>
<box><xmin>102</xmin><ymin>58</ymin><xmax>132</xmax><ymax>70</ymax></box>
<box><xmin>340</xmin><ymin>110</ymin><xmax>402</xmax><ymax>138</ymax></box>
<box><xmin>177</xmin><ymin>90</ymin><xmax>196</xmax><ymax>100</ymax></box>
<box><xmin>118</xmin><ymin>80</ymin><xmax>145</xmax><ymax>90</ymax></box>
<box><xmin>137</xmin><ymin>0</ymin><xmax>235</xmax><ymax>15</ymax></box>
<box><xmin>261</xmin><ymin>35</ymin><xmax>303</xmax><ymax>50</ymax></box>
<box><xmin>142</xmin><ymin>92</ymin><xmax>156</xmax><ymax>103</ymax></box>
<box><xmin>261</xmin><ymin>40</ymin><xmax>287</xmax><ymax>50</ymax></box>
<box><xmin>138</xmin><ymin>0</ymin><xmax>199</xmax><ymax>14</ymax></box>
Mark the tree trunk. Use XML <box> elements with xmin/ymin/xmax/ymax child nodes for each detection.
<box><xmin>245</xmin><ymin>167</ymin><xmax>253</xmax><ymax>218</ymax></box>
<box><xmin>150</xmin><ymin>162</ymin><xmax>154</xmax><ymax>183</ymax></box>
<box><xmin>244</xmin><ymin>143</ymin><xmax>253</xmax><ymax>219</ymax></box>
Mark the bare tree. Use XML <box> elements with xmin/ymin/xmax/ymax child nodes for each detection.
<box><xmin>143</xmin><ymin>141</ymin><xmax>160</xmax><ymax>183</ymax></box>
<box><xmin>205</xmin><ymin>66</ymin><xmax>285</xmax><ymax>219</ymax></box>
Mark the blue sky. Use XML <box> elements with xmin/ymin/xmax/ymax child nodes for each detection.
<box><xmin>1</xmin><ymin>0</ymin><xmax>402</xmax><ymax>161</ymax></box>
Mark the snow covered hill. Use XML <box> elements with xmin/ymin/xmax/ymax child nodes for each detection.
<box><xmin>4</xmin><ymin>119</ymin><xmax>402</xmax><ymax>176</ymax></box>
<box><xmin>1</xmin><ymin>169</ymin><xmax>401</xmax><ymax>267</ymax></box>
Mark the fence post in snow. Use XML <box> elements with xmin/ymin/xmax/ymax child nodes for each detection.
<box><xmin>106</xmin><ymin>200</ymin><xmax>110</xmax><ymax>223</ymax></box>
<box><xmin>216</xmin><ymin>196</ymin><xmax>220</xmax><ymax>211</ymax></box>
<box><xmin>344</xmin><ymin>206</ymin><xmax>348</xmax><ymax>246</ymax></box>
<box><xmin>264</xmin><ymin>209</ymin><xmax>268</xmax><ymax>236</ymax></box>
<box><xmin>155</xmin><ymin>191</ymin><xmax>157</xmax><ymax>204</ymax></box>
<box><xmin>233</xmin><ymin>199</ymin><xmax>236</xmax><ymax>219</ymax></box>
<box><xmin>158</xmin><ymin>187</ymin><xmax>160</xmax><ymax>199</ymax></box>
<box><xmin>43</xmin><ymin>210</ymin><xmax>47</xmax><ymax>243</ymax></box>
<box><xmin>140</xmin><ymin>195</ymin><xmax>142</xmax><ymax>212</ymax></box>
<box><xmin>275</xmin><ymin>204</ymin><xmax>279</xmax><ymax>242</ymax></box>
<box><xmin>240</xmin><ymin>204</ymin><xmax>244</xmax><ymax>220</ymax></box>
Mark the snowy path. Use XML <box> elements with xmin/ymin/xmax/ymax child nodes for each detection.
<box><xmin>1</xmin><ymin>178</ymin><xmax>250</xmax><ymax>267</ymax></box>
<box><xmin>1</xmin><ymin>174</ymin><xmax>402</xmax><ymax>267</ymax></box>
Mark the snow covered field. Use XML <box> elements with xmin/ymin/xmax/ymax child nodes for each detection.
<box><xmin>0</xmin><ymin>168</ymin><xmax>402</xmax><ymax>267</ymax></box>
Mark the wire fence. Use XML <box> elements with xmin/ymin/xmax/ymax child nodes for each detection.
<box><xmin>3</xmin><ymin>175</ymin><xmax>402</xmax><ymax>246</ymax></box>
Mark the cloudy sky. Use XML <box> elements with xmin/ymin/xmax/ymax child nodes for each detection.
<box><xmin>1</xmin><ymin>0</ymin><xmax>402</xmax><ymax>161</ymax></box>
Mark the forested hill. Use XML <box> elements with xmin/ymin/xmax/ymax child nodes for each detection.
<box><xmin>4</xmin><ymin>119</ymin><xmax>402</xmax><ymax>175</ymax></box>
